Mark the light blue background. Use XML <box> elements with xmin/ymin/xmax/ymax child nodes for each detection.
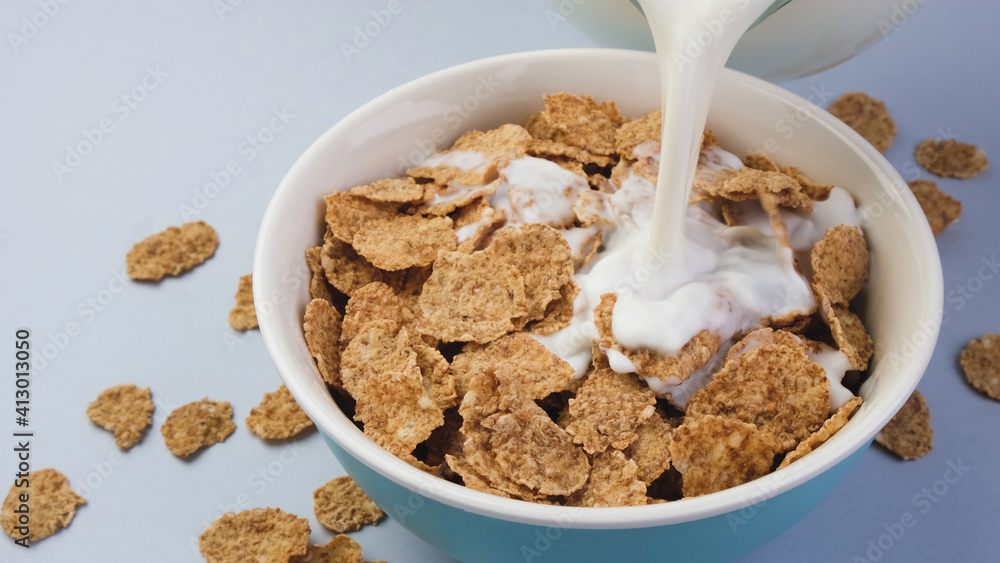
<box><xmin>0</xmin><ymin>1</ymin><xmax>996</xmax><ymax>561</ymax></box>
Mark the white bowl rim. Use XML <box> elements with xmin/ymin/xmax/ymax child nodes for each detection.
<box><xmin>254</xmin><ymin>48</ymin><xmax>943</xmax><ymax>530</ymax></box>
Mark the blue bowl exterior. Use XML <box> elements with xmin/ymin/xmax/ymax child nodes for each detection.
<box><xmin>323</xmin><ymin>434</ymin><xmax>871</xmax><ymax>563</ymax></box>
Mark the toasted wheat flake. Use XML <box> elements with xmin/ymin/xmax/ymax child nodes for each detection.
<box><xmin>86</xmin><ymin>383</ymin><xmax>154</xmax><ymax>450</ymax></box>
<box><xmin>313</xmin><ymin>476</ymin><xmax>385</xmax><ymax>533</ymax></box>
<box><xmin>341</xmin><ymin>321</ymin><xmax>443</xmax><ymax>455</ymax></box>
<box><xmin>527</xmin><ymin>139</ymin><xmax>614</xmax><ymax>167</ymax></box>
<box><xmin>564</xmin><ymin>368</ymin><xmax>656</xmax><ymax>454</ymax></box>
<box><xmin>486</xmin><ymin>224</ymin><xmax>574</xmax><ymax>324</ymax></box>
<box><xmin>694</xmin><ymin>167</ymin><xmax>813</xmax><ymax>210</ymax></box>
<box><xmin>528</xmin><ymin>280</ymin><xmax>579</xmax><ymax>336</ymax></box>
<box><xmin>323</xmin><ymin>192</ymin><xmax>398</xmax><ymax>244</ymax></box>
<box><xmin>228</xmin><ymin>274</ymin><xmax>258</xmax><ymax>331</ymax></box>
<box><xmin>306</xmin><ymin>246</ymin><xmax>336</xmax><ymax>303</ymax></box>
<box><xmin>782</xmin><ymin>166</ymin><xmax>833</xmax><ymax>201</ymax></box>
<box><xmin>875</xmin><ymin>390</ymin><xmax>932</xmax><ymax>460</ymax></box>
<box><xmin>595</xmin><ymin>293</ymin><xmax>720</xmax><ymax>384</ymax></box>
<box><xmin>960</xmin><ymin>333</ymin><xmax>1000</xmax><ymax>400</ymax></box>
<box><xmin>321</xmin><ymin>238</ymin><xmax>404</xmax><ymax>297</ymax></box>
<box><xmin>416</xmin><ymin>250</ymin><xmax>528</xmax><ymax>343</ymax></box>
<box><xmin>1</xmin><ymin>469</ymin><xmax>85</xmax><ymax>542</ymax></box>
<box><xmin>669</xmin><ymin>415</ymin><xmax>780</xmax><ymax>497</ymax></box>
<box><xmin>246</xmin><ymin>385</ymin><xmax>314</xmax><ymax>440</ymax></box>
<box><xmin>742</xmin><ymin>153</ymin><xmax>780</xmax><ymax>172</ymax></box>
<box><xmin>686</xmin><ymin>328</ymin><xmax>830</xmax><ymax>451</ymax></box>
<box><xmin>453</xmin><ymin>124</ymin><xmax>533</xmax><ymax>156</ymax></box>
<box><xmin>198</xmin><ymin>508</ymin><xmax>309</xmax><ymax>563</ymax></box>
<box><xmin>290</xmin><ymin>535</ymin><xmax>364</xmax><ymax>563</ymax></box>
<box><xmin>414</xmin><ymin>343</ymin><xmax>457</xmax><ymax>411</ymax></box>
<box><xmin>811</xmin><ymin>225</ymin><xmax>870</xmax><ymax>305</ymax></box>
<box><xmin>353</xmin><ymin>215</ymin><xmax>457</xmax><ymax>271</ymax></box>
<box><xmin>915</xmin><ymin>139</ymin><xmax>989</xmax><ymax>179</ymax></box>
<box><xmin>350</xmin><ymin>177</ymin><xmax>424</xmax><ymax>203</ymax></box>
<box><xmin>450</xmin><ymin>333</ymin><xmax>574</xmax><ymax>401</ymax></box>
<box><xmin>161</xmin><ymin>398</ymin><xmax>235</xmax><ymax>458</ymax></box>
<box><xmin>490</xmin><ymin>399</ymin><xmax>590</xmax><ymax>496</ymax></box>
<box><xmin>819</xmin><ymin>295</ymin><xmax>873</xmax><ymax>371</ymax></box>
<box><xmin>627</xmin><ymin>411</ymin><xmax>675</xmax><ymax>484</ymax></box>
<box><xmin>454</xmin><ymin>197</ymin><xmax>507</xmax><ymax>253</ymax></box>
<box><xmin>779</xmin><ymin>396</ymin><xmax>862</xmax><ymax>469</ymax></box>
<box><xmin>827</xmin><ymin>92</ymin><xmax>896</xmax><ymax>152</ymax></box>
<box><xmin>126</xmin><ymin>221</ymin><xmax>218</xmax><ymax>280</ymax></box>
<box><xmin>530</xmin><ymin>93</ymin><xmax>625</xmax><ymax>156</ymax></box>
<box><xmin>908</xmin><ymin>180</ymin><xmax>962</xmax><ymax>235</ymax></box>
<box><xmin>567</xmin><ymin>450</ymin><xmax>648</xmax><ymax>507</ymax></box>
<box><xmin>418</xmin><ymin>180</ymin><xmax>501</xmax><ymax>217</ymax></box>
<box><xmin>614</xmin><ymin>110</ymin><xmax>661</xmax><ymax>159</ymax></box>
<box><xmin>304</xmin><ymin>298</ymin><xmax>345</xmax><ymax>387</ymax></box>
<box><xmin>340</xmin><ymin>282</ymin><xmax>418</xmax><ymax>345</ymax></box>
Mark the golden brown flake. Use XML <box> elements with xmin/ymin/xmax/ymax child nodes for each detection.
<box><xmin>627</xmin><ymin>411</ymin><xmax>675</xmax><ymax>484</ymax></box>
<box><xmin>306</xmin><ymin>246</ymin><xmax>336</xmax><ymax>303</ymax></box>
<box><xmin>782</xmin><ymin>166</ymin><xmax>833</xmax><ymax>201</ymax></box>
<box><xmin>313</xmin><ymin>476</ymin><xmax>385</xmax><ymax>533</ymax></box>
<box><xmin>353</xmin><ymin>215</ymin><xmax>457</xmax><ymax>271</ymax></box>
<box><xmin>811</xmin><ymin>224</ymin><xmax>870</xmax><ymax>305</ymax></box>
<box><xmin>742</xmin><ymin>153</ymin><xmax>779</xmax><ymax>172</ymax></box>
<box><xmin>289</xmin><ymin>535</ymin><xmax>364</xmax><ymax>563</ymax></box>
<box><xmin>668</xmin><ymin>415</ymin><xmax>780</xmax><ymax>497</ymax></box>
<box><xmin>304</xmin><ymin>298</ymin><xmax>344</xmax><ymax>387</ymax></box>
<box><xmin>908</xmin><ymin>180</ymin><xmax>962</xmax><ymax>235</ymax></box>
<box><xmin>486</xmin><ymin>224</ymin><xmax>574</xmax><ymax>324</ymax></box>
<box><xmin>779</xmin><ymin>396</ymin><xmax>862</xmax><ymax>469</ymax></box>
<box><xmin>340</xmin><ymin>282</ymin><xmax>417</xmax><ymax>344</ymax></box>
<box><xmin>686</xmin><ymin>328</ymin><xmax>830</xmax><ymax>451</ymax></box>
<box><xmin>452</xmin><ymin>124</ymin><xmax>533</xmax><ymax>156</ymax></box>
<box><xmin>1</xmin><ymin>469</ymin><xmax>85</xmax><ymax>543</ymax></box>
<box><xmin>567</xmin><ymin>450</ymin><xmax>648</xmax><ymax>507</ymax></box>
<box><xmin>454</xmin><ymin>197</ymin><xmax>507</xmax><ymax>254</ymax></box>
<box><xmin>527</xmin><ymin>139</ymin><xmax>614</xmax><ymax>167</ymax></box>
<box><xmin>528</xmin><ymin>280</ymin><xmax>579</xmax><ymax>336</ymax></box>
<box><xmin>528</xmin><ymin>93</ymin><xmax>625</xmax><ymax>156</ymax></box>
<box><xmin>694</xmin><ymin>167</ymin><xmax>813</xmax><ymax>210</ymax></box>
<box><xmin>126</xmin><ymin>221</ymin><xmax>218</xmax><ymax>280</ymax></box>
<box><xmin>915</xmin><ymin>138</ymin><xmax>989</xmax><ymax>179</ymax></box>
<box><xmin>350</xmin><ymin>177</ymin><xmax>424</xmax><ymax>203</ymax></box>
<box><xmin>321</xmin><ymin>238</ymin><xmax>403</xmax><ymax>297</ymax></box>
<box><xmin>960</xmin><ymin>333</ymin><xmax>1000</xmax><ymax>400</ymax></box>
<box><xmin>875</xmin><ymin>390</ymin><xmax>932</xmax><ymax>460</ymax></box>
<box><xmin>449</xmin><ymin>332</ymin><xmax>575</xmax><ymax>401</ymax></box>
<box><xmin>614</xmin><ymin>110</ymin><xmax>660</xmax><ymax>159</ymax></box>
<box><xmin>161</xmin><ymin>398</ymin><xmax>236</xmax><ymax>458</ymax></box>
<box><xmin>819</xmin><ymin>296</ymin><xmax>874</xmax><ymax>371</ymax></box>
<box><xmin>245</xmin><ymin>384</ymin><xmax>314</xmax><ymax>440</ymax></box>
<box><xmin>416</xmin><ymin>250</ymin><xmax>528</xmax><ymax>343</ymax></box>
<box><xmin>323</xmin><ymin>192</ymin><xmax>398</xmax><ymax>244</ymax></box>
<box><xmin>490</xmin><ymin>398</ymin><xmax>590</xmax><ymax>496</ymax></box>
<box><xmin>228</xmin><ymin>274</ymin><xmax>258</xmax><ymax>331</ymax></box>
<box><xmin>595</xmin><ymin>293</ymin><xmax>720</xmax><ymax>384</ymax></box>
<box><xmin>418</xmin><ymin>180</ymin><xmax>501</xmax><ymax>217</ymax></box>
<box><xmin>340</xmin><ymin>321</ymin><xmax>443</xmax><ymax>455</ymax></box>
<box><xmin>198</xmin><ymin>508</ymin><xmax>309</xmax><ymax>563</ymax></box>
<box><xmin>414</xmin><ymin>343</ymin><xmax>457</xmax><ymax>411</ymax></box>
<box><xmin>85</xmin><ymin>383</ymin><xmax>154</xmax><ymax>450</ymax></box>
<box><xmin>827</xmin><ymin>92</ymin><xmax>896</xmax><ymax>152</ymax></box>
<box><xmin>564</xmin><ymin>368</ymin><xmax>656</xmax><ymax>454</ymax></box>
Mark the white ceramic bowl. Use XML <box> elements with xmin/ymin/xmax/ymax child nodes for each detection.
<box><xmin>254</xmin><ymin>49</ymin><xmax>942</xmax><ymax>562</ymax></box>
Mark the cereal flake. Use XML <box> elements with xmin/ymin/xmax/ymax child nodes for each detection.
<box><xmin>313</xmin><ymin>476</ymin><xmax>385</xmax><ymax>533</ymax></box>
<box><xmin>486</xmin><ymin>224</ymin><xmax>575</xmax><ymax>324</ymax></box>
<box><xmin>126</xmin><ymin>221</ymin><xmax>218</xmax><ymax>280</ymax></box>
<box><xmin>960</xmin><ymin>333</ymin><xmax>1000</xmax><ymax>400</ymax></box>
<box><xmin>245</xmin><ymin>384</ymin><xmax>314</xmax><ymax>440</ymax></box>
<box><xmin>228</xmin><ymin>274</ymin><xmax>258</xmax><ymax>331</ymax></box>
<box><xmin>875</xmin><ymin>390</ymin><xmax>932</xmax><ymax>460</ymax></box>
<box><xmin>564</xmin><ymin>368</ymin><xmax>656</xmax><ymax>454</ymax></box>
<box><xmin>161</xmin><ymin>399</ymin><xmax>236</xmax><ymax>458</ymax></box>
<box><xmin>827</xmin><ymin>92</ymin><xmax>896</xmax><ymax>152</ymax></box>
<box><xmin>779</xmin><ymin>396</ymin><xmax>862</xmax><ymax>469</ymax></box>
<box><xmin>353</xmin><ymin>215</ymin><xmax>457</xmax><ymax>271</ymax></box>
<box><xmin>86</xmin><ymin>383</ymin><xmax>154</xmax><ymax>450</ymax></box>
<box><xmin>304</xmin><ymin>298</ymin><xmax>344</xmax><ymax>387</ymax></box>
<box><xmin>350</xmin><ymin>177</ymin><xmax>424</xmax><ymax>203</ymax></box>
<box><xmin>323</xmin><ymin>192</ymin><xmax>398</xmax><ymax>244</ymax></box>
<box><xmin>1</xmin><ymin>469</ymin><xmax>85</xmax><ymax>542</ymax></box>
<box><xmin>915</xmin><ymin>138</ymin><xmax>989</xmax><ymax>179</ymax></box>
<box><xmin>198</xmin><ymin>508</ymin><xmax>309</xmax><ymax>563</ymax></box>
<box><xmin>529</xmin><ymin>93</ymin><xmax>625</xmax><ymax>156</ymax></box>
<box><xmin>627</xmin><ymin>411</ymin><xmax>675</xmax><ymax>484</ymax></box>
<box><xmin>668</xmin><ymin>415</ymin><xmax>780</xmax><ymax>497</ymax></box>
<box><xmin>567</xmin><ymin>450</ymin><xmax>648</xmax><ymax>507</ymax></box>
<box><xmin>811</xmin><ymin>224</ymin><xmax>870</xmax><ymax>305</ymax></box>
<box><xmin>289</xmin><ymin>535</ymin><xmax>364</xmax><ymax>563</ymax></box>
<box><xmin>908</xmin><ymin>180</ymin><xmax>962</xmax><ymax>235</ymax></box>
<box><xmin>819</xmin><ymin>296</ymin><xmax>874</xmax><ymax>371</ymax></box>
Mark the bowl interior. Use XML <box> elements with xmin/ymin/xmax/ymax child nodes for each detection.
<box><xmin>254</xmin><ymin>49</ymin><xmax>942</xmax><ymax>529</ymax></box>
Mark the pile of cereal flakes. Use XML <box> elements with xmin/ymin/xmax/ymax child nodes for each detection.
<box><xmin>301</xmin><ymin>93</ymin><xmax>894</xmax><ymax>506</ymax></box>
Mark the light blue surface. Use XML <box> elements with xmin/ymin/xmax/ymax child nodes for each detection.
<box><xmin>0</xmin><ymin>1</ymin><xmax>996</xmax><ymax>561</ymax></box>
<box><xmin>326</xmin><ymin>434</ymin><xmax>871</xmax><ymax>563</ymax></box>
